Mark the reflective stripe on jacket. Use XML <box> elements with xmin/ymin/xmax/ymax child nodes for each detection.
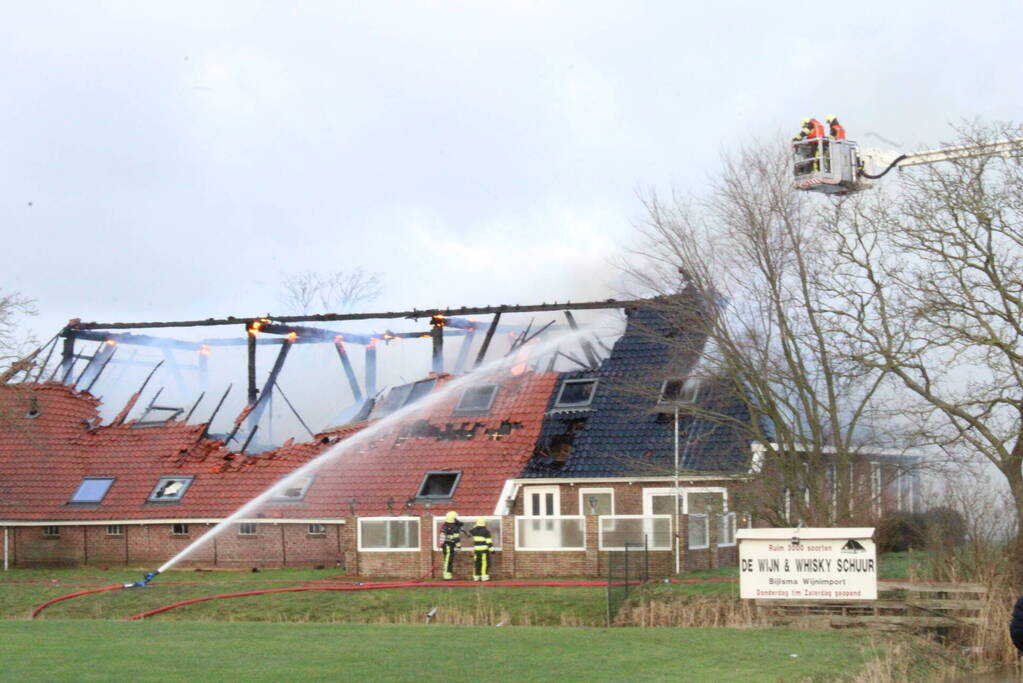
<box><xmin>469</xmin><ymin>525</ymin><xmax>493</xmax><ymax>551</ymax></box>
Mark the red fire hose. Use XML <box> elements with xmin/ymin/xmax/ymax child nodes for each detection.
<box><xmin>32</xmin><ymin>575</ymin><xmax>730</xmax><ymax>621</ymax></box>
<box><xmin>29</xmin><ymin>584</ymin><xmax>125</xmax><ymax>619</ymax></box>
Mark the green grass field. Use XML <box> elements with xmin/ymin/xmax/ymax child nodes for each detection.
<box><xmin>0</xmin><ymin>555</ymin><xmax>930</xmax><ymax>680</ymax></box>
<box><xmin>0</xmin><ymin>620</ymin><xmax>871</xmax><ymax>682</ymax></box>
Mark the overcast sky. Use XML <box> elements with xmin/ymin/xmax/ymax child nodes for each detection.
<box><xmin>3</xmin><ymin>0</ymin><xmax>1020</xmax><ymax>338</ymax></box>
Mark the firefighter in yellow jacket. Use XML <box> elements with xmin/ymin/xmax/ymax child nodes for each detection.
<box><xmin>440</xmin><ymin>511</ymin><xmax>464</xmax><ymax>580</ymax></box>
<box><xmin>470</xmin><ymin>517</ymin><xmax>494</xmax><ymax>582</ymax></box>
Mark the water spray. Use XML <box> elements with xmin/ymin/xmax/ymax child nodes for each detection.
<box><xmin>140</xmin><ymin>318</ymin><xmax>619</xmax><ymax>583</ymax></box>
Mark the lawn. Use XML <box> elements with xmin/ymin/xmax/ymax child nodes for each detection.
<box><xmin>0</xmin><ymin>620</ymin><xmax>872</xmax><ymax>682</ymax></box>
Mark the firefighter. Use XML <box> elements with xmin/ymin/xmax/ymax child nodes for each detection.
<box><xmin>793</xmin><ymin>117</ymin><xmax>825</xmax><ymax>141</ymax></box>
<box><xmin>470</xmin><ymin>517</ymin><xmax>494</xmax><ymax>582</ymax></box>
<box><xmin>826</xmin><ymin>115</ymin><xmax>846</xmax><ymax>140</ymax></box>
<box><xmin>440</xmin><ymin>511</ymin><xmax>464</xmax><ymax>580</ymax></box>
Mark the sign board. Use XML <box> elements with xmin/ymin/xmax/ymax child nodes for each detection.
<box><xmin>736</xmin><ymin>528</ymin><xmax>876</xmax><ymax>600</ymax></box>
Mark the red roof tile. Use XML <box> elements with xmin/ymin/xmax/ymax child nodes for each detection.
<box><xmin>0</xmin><ymin>371</ymin><xmax>558</xmax><ymax>521</ymax></box>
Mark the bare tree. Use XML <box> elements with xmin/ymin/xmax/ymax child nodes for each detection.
<box><xmin>0</xmin><ymin>288</ymin><xmax>38</xmax><ymax>380</ymax></box>
<box><xmin>626</xmin><ymin>140</ymin><xmax>916</xmax><ymax>526</ymax></box>
<box><xmin>278</xmin><ymin>268</ymin><xmax>383</xmax><ymax>315</ymax></box>
<box><xmin>821</xmin><ymin>123</ymin><xmax>1023</xmax><ymax>561</ymax></box>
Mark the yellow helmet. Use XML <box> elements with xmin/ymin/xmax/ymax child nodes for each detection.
<box><xmin>445</xmin><ymin>511</ymin><xmax>458</xmax><ymax>522</ymax></box>
<box><xmin>801</xmin><ymin>117</ymin><xmax>811</xmax><ymax>124</ymax></box>
<box><xmin>476</xmin><ymin>517</ymin><xmax>488</xmax><ymax>527</ymax></box>
<box><xmin>825</xmin><ymin>114</ymin><xmax>837</xmax><ymax>123</ymax></box>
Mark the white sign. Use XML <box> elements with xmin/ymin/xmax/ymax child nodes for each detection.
<box><xmin>737</xmin><ymin>528</ymin><xmax>876</xmax><ymax>600</ymax></box>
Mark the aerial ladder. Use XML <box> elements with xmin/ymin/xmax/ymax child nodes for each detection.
<box><xmin>793</xmin><ymin>130</ymin><xmax>1023</xmax><ymax>195</ymax></box>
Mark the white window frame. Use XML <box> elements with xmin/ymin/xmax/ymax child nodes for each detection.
<box><xmin>42</xmin><ymin>526</ymin><xmax>60</xmax><ymax>537</ymax></box>
<box><xmin>171</xmin><ymin>523</ymin><xmax>189</xmax><ymax>536</ymax></box>
<box><xmin>106</xmin><ymin>524</ymin><xmax>125</xmax><ymax>536</ymax></box>
<box><xmin>454</xmin><ymin>384</ymin><xmax>499</xmax><ymax>414</ymax></box>
<box><xmin>717</xmin><ymin>512</ymin><xmax>737</xmax><ymax>547</ymax></box>
<box><xmin>554</xmin><ymin>379</ymin><xmax>597</xmax><ymax>408</ymax></box>
<box><xmin>148</xmin><ymin>476</ymin><xmax>195</xmax><ymax>503</ymax></box>
<box><xmin>431</xmin><ymin>515</ymin><xmax>503</xmax><ymax>551</ymax></box>
<box><xmin>357</xmin><ymin>516</ymin><xmax>420</xmax><ymax>552</ymax></box>
<box><xmin>514</xmin><ymin>515</ymin><xmax>586</xmax><ymax>551</ymax></box>
<box><xmin>870</xmin><ymin>463</ymin><xmax>882</xmax><ymax>517</ymax></box>
<box><xmin>579</xmin><ymin>487</ymin><xmax>614</xmax><ymax>516</ymax></box>
<box><xmin>238</xmin><ymin>523</ymin><xmax>257</xmax><ymax>536</ymax></box>
<box><xmin>688</xmin><ymin>514</ymin><xmax>710</xmax><ymax>550</ymax></box>
<box><xmin>642</xmin><ymin>487</ymin><xmax>728</xmax><ymax>514</ymax></box>
<box><xmin>307</xmin><ymin>523</ymin><xmax>327</xmax><ymax>536</ymax></box>
<box><xmin>597</xmin><ymin>514</ymin><xmax>672</xmax><ymax>551</ymax></box>
<box><xmin>658</xmin><ymin>377</ymin><xmax>700</xmax><ymax>404</ymax></box>
<box><xmin>523</xmin><ymin>485</ymin><xmax>560</xmax><ymax>517</ymax></box>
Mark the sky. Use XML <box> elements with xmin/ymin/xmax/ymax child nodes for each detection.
<box><xmin>2</xmin><ymin>0</ymin><xmax>1022</xmax><ymax>439</ymax></box>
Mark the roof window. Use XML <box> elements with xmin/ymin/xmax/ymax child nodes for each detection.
<box><xmin>69</xmin><ymin>477</ymin><xmax>115</xmax><ymax>504</ymax></box>
<box><xmin>271</xmin><ymin>475</ymin><xmax>313</xmax><ymax>502</ymax></box>
<box><xmin>454</xmin><ymin>385</ymin><xmax>498</xmax><ymax>414</ymax></box>
<box><xmin>554</xmin><ymin>379</ymin><xmax>597</xmax><ymax>408</ymax></box>
<box><xmin>148</xmin><ymin>476</ymin><xmax>194</xmax><ymax>502</ymax></box>
<box><xmin>660</xmin><ymin>377</ymin><xmax>701</xmax><ymax>404</ymax></box>
<box><xmin>416</xmin><ymin>471</ymin><xmax>462</xmax><ymax>499</ymax></box>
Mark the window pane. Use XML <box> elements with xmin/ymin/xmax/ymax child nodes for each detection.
<box><xmin>360</xmin><ymin>519</ymin><xmax>419</xmax><ymax>549</ymax></box>
<box><xmin>688</xmin><ymin>515</ymin><xmax>708</xmax><ymax>548</ymax></box>
<box><xmin>417</xmin><ymin>472</ymin><xmax>461</xmax><ymax>498</ymax></box>
<box><xmin>455</xmin><ymin>385</ymin><xmax>498</xmax><ymax>413</ymax></box>
<box><xmin>405</xmin><ymin>378</ymin><xmax>437</xmax><ymax>406</ymax></box>
<box><xmin>650</xmin><ymin>494</ymin><xmax>681</xmax><ymax>515</ymax></box>
<box><xmin>149</xmin><ymin>477</ymin><xmax>194</xmax><ymax>502</ymax></box>
<box><xmin>545</xmin><ymin>493</ymin><xmax>554</xmax><ymax>516</ymax></box>
<box><xmin>687</xmin><ymin>492</ymin><xmax>724</xmax><ymax>515</ymax></box>
<box><xmin>70</xmin><ymin>478</ymin><xmax>114</xmax><ymax>503</ymax></box>
<box><xmin>582</xmin><ymin>493</ymin><xmax>612</xmax><ymax>515</ymax></box>
<box><xmin>556</xmin><ymin>380</ymin><xmax>595</xmax><ymax>407</ymax></box>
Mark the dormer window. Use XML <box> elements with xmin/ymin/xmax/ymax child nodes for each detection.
<box><xmin>148</xmin><ymin>476</ymin><xmax>194</xmax><ymax>502</ymax></box>
<box><xmin>454</xmin><ymin>385</ymin><xmax>498</xmax><ymax>414</ymax></box>
<box><xmin>660</xmin><ymin>377</ymin><xmax>701</xmax><ymax>404</ymax></box>
<box><xmin>554</xmin><ymin>379</ymin><xmax>596</xmax><ymax>408</ymax></box>
<box><xmin>69</xmin><ymin>477</ymin><xmax>115</xmax><ymax>504</ymax></box>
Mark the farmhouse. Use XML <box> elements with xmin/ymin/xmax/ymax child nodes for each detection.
<box><xmin>0</xmin><ymin>297</ymin><xmax>917</xmax><ymax>578</ymax></box>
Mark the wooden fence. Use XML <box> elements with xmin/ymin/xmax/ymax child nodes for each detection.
<box><xmin>756</xmin><ymin>580</ymin><xmax>986</xmax><ymax>631</ymax></box>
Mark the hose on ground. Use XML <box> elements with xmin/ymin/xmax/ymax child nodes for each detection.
<box><xmin>29</xmin><ymin>585</ymin><xmax>125</xmax><ymax>619</ymax></box>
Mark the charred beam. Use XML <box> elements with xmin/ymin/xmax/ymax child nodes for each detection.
<box><xmin>247</xmin><ymin>325</ymin><xmax>258</xmax><ymax>406</ymax></box>
<box><xmin>274</xmin><ymin>381</ymin><xmax>315</xmax><ymax>439</ymax></box>
<box><xmin>564</xmin><ymin>311</ymin><xmax>600</xmax><ymax>368</ymax></box>
<box><xmin>59</xmin><ymin>332</ymin><xmax>76</xmax><ymax>383</ymax></box>
<box><xmin>72</xmin><ymin>299</ymin><xmax>645</xmax><ymax>330</ymax></box>
<box><xmin>83</xmin><ymin>345</ymin><xmax>117</xmax><ymax>394</ymax></box>
<box><xmin>333</xmin><ymin>340</ymin><xmax>363</xmax><ymax>403</ymax></box>
<box><xmin>246</xmin><ymin>336</ymin><xmax>294</xmax><ymax>432</ymax></box>
<box><xmin>184</xmin><ymin>391</ymin><xmax>205</xmax><ymax>423</ymax></box>
<box><xmin>199</xmin><ymin>384</ymin><xmax>232</xmax><ymax>439</ymax></box>
<box><xmin>365</xmin><ymin>343</ymin><xmax>377</xmax><ymax>397</ymax></box>
<box><xmin>453</xmin><ymin>328</ymin><xmax>475</xmax><ymax>374</ymax></box>
<box><xmin>117</xmin><ymin>361</ymin><xmax>164</xmax><ymax>425</ymax></box>
<box><xmin>474</xmin><ymin>312</ymin><xmax>501</xmax><ymax>369</ymax></box>
<box><xmin>431</xmin><ymin>316</ymin><xmax>444</xmax><ymax>373</ymax></box>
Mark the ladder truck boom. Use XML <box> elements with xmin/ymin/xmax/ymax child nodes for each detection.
<box><xmin>793</xmin><ymin>131</ymin><xmax>1023</xmax><ymax>195</ymax></box>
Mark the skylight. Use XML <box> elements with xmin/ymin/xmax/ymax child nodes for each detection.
<box><xmin>69</xmin><ymin>477</ymin><xmax>114</xmax><ymax>504</ymax></box>
<box><xmin>148</xmin><ymin>476</ymin><xmax>194</xmax><ymax>502</ymax></box>
<box><xmin>554</xmin><ymin>379</ymin><xmax>596</xmax><ymax>408</ymax></box>
<box><xmin>660</xmin><ymin>377</ymin><xmax>701</xmax><ymax>404</ymax></box>
<box><xmin>416</xmin><ymin>471</ymin><xmax>462</xmax><ymax>499</ymax></box>
<box><xmin>454</xmin><ymin>385</ymin><xmax>498</xmax><ymax>414</ymax></box>
<box><xmin>271</xmin><ymin>476</ymin><xmax>313</xmax><ymax>501</ymax></box>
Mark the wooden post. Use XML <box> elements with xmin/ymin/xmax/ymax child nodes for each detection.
<box><xmin>333</xmin><ymin>340</ymin><xmax>363</xmax><ymax>402</ymax></box>
<box><xmin>247</xmin><ymin>325</ymin><xmax>258</xmax><ymax>406</ymax></box>
<box><xmin>430</xmin><ymin>317</ymin><xmax>444</xmax><ymax>374</ymax></box>
<box><xmin>474</xmin><ymin>312</ymin><xmax>501</xmax><ymax>368</ymax></box>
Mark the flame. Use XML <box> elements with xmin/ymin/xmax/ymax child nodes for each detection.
<box><xmin>198</xmin><ymin>344</ymin><xmax>211</xmax><ymax>356</ymax></box>
<box><xmin>248</xmin><ymin>318</ymin><xmax>269</xmax><ymax>336</ymax></box>
<box><xmin>105</xmin><ymin>339</ymin><xmax>117</xmax><ymax>346</ymax></box>
<box><xmin>510</xmin><ymin>349</ymin><xmax>529</xmax><ymax>376</ymax></box>
<box><xmin>367</xmin><ymin>338</ymin><xmax>377</xmax><ymax>350</ymax></box>
<box><xmin>286</xmin><ymin>332</ymin><xmax>298</xmax><ymax>342</ymax></box>
<box><xmin>431</xmin><ymin>314</ymin><xmax>446</xmax><ymax>327</ymax></box>
<box><xmin>334</xmin><ymin>335</ymin><xmax>344</xmax><ymax>343</ymax></box>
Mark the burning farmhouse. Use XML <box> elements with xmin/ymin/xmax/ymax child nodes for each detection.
<box><xmin>0</xmin><ymin>295</ymin><xmax>919</xmax><ymax>578</ymax></box>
